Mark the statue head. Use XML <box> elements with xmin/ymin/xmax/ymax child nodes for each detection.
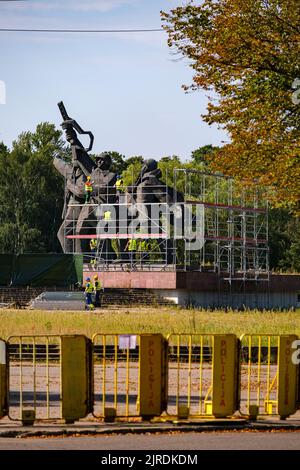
<box><xmin>95</xmin><ymin>152</ymin><xmax>112</xmax><ymax>170</ymax></box>
<box><xmin>143</xmin><ymin>159</ymin><xmax>157</xmax><ymax>172</ymax></box>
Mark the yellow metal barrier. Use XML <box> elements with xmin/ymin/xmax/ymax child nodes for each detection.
<box><xmin>7</xmin><ymin>335</ymin><xmax>92</xmax><ymax>424</ymax></box>
<box><xmin>92</xmin><ymin>334</ymin><xmax>167</xmax><ymax>420</ymax></box>
<box><xmin>61</xmin><ymin>335</ymin><xmax>93</xmax><ymax>423</ymax></box>
<box><xmin>0</xmin><ymin>338</ymin><xmax>7</xmax><ymax>419</ymax></box>
<box><xmin>278</xmin><ymin>335</ymin><xmax>298</xmax><ymax>419</ymax></box>
<box><xmin>92</xmin><ymin>334</ymin><xmax>140</xmax><ymax>419</ymax></box>
<box><xmin>239</xmin><ymin>334</ymin><xmax>299</xmax><ymax>418</ymax></box>
<box><xmin>2</xmin><ymin>332</ymin><xmax>299</xmax><ymax>423</ymax></box>
<box><xmin>7</xmin><ymin>335</ymin><xmax>63</xmax><ymax>422</ymax></box>
<box><xmin>212</xmin><ymin>334</ymin><xmax>239</xmax><ymax>417</ymax></box>
<box><xmin>138</xmin><ymin>334</ymin><xmax>168</xmax><ymax>418</ymax></box>
<box><xmin>166</xmin><ymin>334</ymin><xmax>239</xmax><ymax>419</ymax></box>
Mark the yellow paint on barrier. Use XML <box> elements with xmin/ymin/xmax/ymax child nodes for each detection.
<box><xmin>61</xmin><ymin>335</ymin><xmax>92</xmax><ymax>422</ymax></box>
<box><xmin>212</xmin><ymin>334</ymin><xmax>238</xmax><ymax>418</ymax></box>
<box><xmin>278</xmin><ymin>335</ymin><xmax>298</xmax><ymax>418</ymax></box>
<box><xmin>138</xmin><ymin>335</ymin><xmax>165</xmax><ymax>417</ymax></box>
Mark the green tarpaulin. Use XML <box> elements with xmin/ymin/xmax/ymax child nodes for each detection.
<box><xmin>0</xmin><ymin>254</ymin><xmax>83</xmax><ymax>286</ymax></box>
<box><xmin>0</xmin><ymin>254</ymin><xmax>13</xmax><ymax>286</ymax></box>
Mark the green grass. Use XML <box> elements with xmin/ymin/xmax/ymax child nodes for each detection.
<box><xmin>0</xmin><ymin>306</ymin><xmax>299</xmax><ymax>339</ymax></box>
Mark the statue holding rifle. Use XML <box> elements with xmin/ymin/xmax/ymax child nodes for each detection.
<box><xmin>54</xmin><ymin>101</ymin><xmax>117</xmax><ymax>253</ymax></box>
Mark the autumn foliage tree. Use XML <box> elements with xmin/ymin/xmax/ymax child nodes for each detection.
<box><xmin>161</xmin><ymin>0</ymin><xmax>300</xmax><ymax>212</ymax></box>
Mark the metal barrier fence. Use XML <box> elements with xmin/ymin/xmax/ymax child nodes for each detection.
<box><xmin>92</xmin><ymin>334</ymin><xmax>167</xmax><ymax>420</ymax></box>
<box><xmin>0</xmin><ymin>333</ymin><xmax>299</xmax><ymax>424</ymax></box>
<box><xmin>167</xmin><ymin>334</ymin><xmax>239</xmax><ymax>418</ymax></box>
<box><xmin>239</xmin><ymin>334</ymin><xmax>298</xmax><ymax>419</ymax></box>
<box><xmin>92</xmin><ymin>334</ymin><xmax>140</xmax><ymax>419</ymax></box>
<box><xmin>167</xmin><ymin>334</ymin><xmax>213</xmax><ymax>418</ymax></box>
<box><xmin>7</xmin><ymin>336</ymin><xmax>62</xmax><ymax>422</ymax></box>
<box><xmin>6</xmin><ymin>335</ymin><xmax>91</xmax><ymax>423</ymax></box>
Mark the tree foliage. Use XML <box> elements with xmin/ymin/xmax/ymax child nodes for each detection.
<box><xmin>161</xmin><ymin>0</ymin><xmax>300</xmax><ymax>211</ymax></box>
<box><xmin>0</xmin><ymin>123</ymin><xmax>67</xmax><ymax>254</ymax></box>
<box><xmin>103</xmin><ymin>151</ymin><xmax>128</xmax><ymax>175</ymax></box>
<box><xmin>269</xmin><ymin>209</ymin><xmax>300</xmax><ymax>272</ymax></box>
<box><xmin>191</xmin><ymin>145</ymin><xmax>220</xmax><ymax>166</ymax></box>
<box><xmin>121</xmin><ymin>156</ymin><xmax>144</xmax><ymax>187</ymax></box>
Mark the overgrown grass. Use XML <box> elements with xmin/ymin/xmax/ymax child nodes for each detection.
<box><xmin>0</xmin><ymin>306</ymin><xmax>299</xmax><ymax>339</ymax></box>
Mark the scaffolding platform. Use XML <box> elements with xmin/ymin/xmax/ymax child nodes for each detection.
<box><xmin>64</xmin><ymin>168</ymin><xmax>269</xmax><ymax>286</ymax></box>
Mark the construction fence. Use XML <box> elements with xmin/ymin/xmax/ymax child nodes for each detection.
<box><xmin>0</xmin><ymin>333</ymin><xmax>299</xmax><ymax>424</ymax></box>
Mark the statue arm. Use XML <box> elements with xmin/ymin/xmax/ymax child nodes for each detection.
<box><xmin>76</xmin><ymin>157</ymin><xmax>91</xmax><ymax>178</ymax></box>
<box><xmin>66</xmin><ymin>180</ymin><xmax>85</xmax><ymax>198</ymax></box>
<box><xmin>54</xmin><ymin>156</ymin><xmax>85</xmax><ymax>198</ymax></box>
<box><xmin>71</xmin><ymin>147</ymin><xmax>96</xmax><ymax>177</ymax></box>
<box><xmin>53</xmin><ymin>156</ymin><xmax>72</xmax><ymax>179</ymax></box>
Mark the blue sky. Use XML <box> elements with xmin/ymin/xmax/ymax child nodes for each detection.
<box><xmin>0</xmin><ymin>0</ymin><xmax>227</xmax><ymax>159</ymax></box>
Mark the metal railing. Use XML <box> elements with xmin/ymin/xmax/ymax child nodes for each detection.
<box><xmin>239</xmin><ymin>334</ymin><xmax>279</xmax><ymax>416</ymax></box>
<box><xmin>166</xmin><ymin>334</ymin><xmax>214</xmax><ymax>418</ymax></box>
<box><xmin>92</xmin><ymin>334</ymin><xmax>140</xmax><ymax>419</ymax></box>
<box><xmin>7</xmin><ymin>336</ymin><xmax>62</xmax><ymax>421</ymax></box>
<box><xmin>0</xmin><ymin>333</ymin><xmax>298</xmax><ymax>424</ymax></box>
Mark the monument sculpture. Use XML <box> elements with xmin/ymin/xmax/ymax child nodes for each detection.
<box><xmin>54</xmin><ymin>102</ymin><xmax>117</xmax><ymax>253</ymax></box>
<box><xmin>54</xmin><ymin>102</ymin><xmax>183</xmax><ymax>265</ymax></box>
<box><xmin>127</xmin><ymin>158</ymin><xmax>184</xmax><ymax>205</ymax></box>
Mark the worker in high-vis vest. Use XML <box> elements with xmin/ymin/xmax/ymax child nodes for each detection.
<box><xmin>115</xmin><ymin>176</ymin><xmax>124</xmax><ymax>191</ymax></box>
<box><xmin>90</xmin><ymin>238</ymin><xmax>97</xmax><ymax>266</ymax></box>
<box><xmin>84</xmin><ymin>277</ymin><xmax>94</xmax><ymax>311</ymax></box>
<box><xmin>84</xmin><ymin>175</ymin><xmax>93</xmax><ymax>203</ymax></box>
<box><xmin>103</xmin><ymin>210</ymin><xmax>111</xmax><ymax>221</ymax></box>
<box><xmin>125</xmin><ymin>237</ymin><xmax>137</xmax><ymax>263</ymax></box>
<box><xmin>115</xmin><ymin>175</ymin><xmax>124</xmax><ymax>202</ymax></box>
<box><xmin>93</xmin><ymin>274</ymin><xmax>103</xmax><ymax>307</ymax></box>
<box><xmin>138</xmin><ymin>238</ymin><xmax>149</xmax><ymax>262</ymax></box>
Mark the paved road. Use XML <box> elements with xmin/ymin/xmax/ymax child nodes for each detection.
<box><xmin>0</xmin><ymin>431</ymin><xmax>299</xmax><ymax>450</ymax></box>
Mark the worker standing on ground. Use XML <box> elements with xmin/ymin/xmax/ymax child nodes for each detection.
<box><xmin>84</xmin><ymin>175</ymin><xmax>93</xmax><ymax>203</ymax></box>
<box><xmin>93</xmin><ymin>274</ymin><xmax>103</xmax><ymax>308</ymax></box>
<box><xmin>90</xmin><ymin>238</ymin><xmax>97</xmax><ymax>266</ymax></box>
<box><xmin>84</xmin><ymin>277</ymin><xmax>94</xmax><ymax>311</ymax></box>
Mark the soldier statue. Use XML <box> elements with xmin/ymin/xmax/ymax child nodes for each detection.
<box><xmin>54</xmin><ymin>102</ymin><xmax>117</xmax><ymax>254</ymax></box>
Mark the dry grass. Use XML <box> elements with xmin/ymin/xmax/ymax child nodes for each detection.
<box><xmin>0</xmin><ymin>306</ymin><xmax>299</xmax><ymax>339</ymax></box>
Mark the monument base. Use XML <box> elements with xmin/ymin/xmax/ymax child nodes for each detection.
<box><xmin>83</xmin><ymin>270</ymin><xmax>300</xmax><ymax>310</ymax></box>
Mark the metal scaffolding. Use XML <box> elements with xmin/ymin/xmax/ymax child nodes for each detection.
<box><xmin>64</xmin><ymin>168</ymin><xmax>269</xmax><ymax>284</ymax></box>
<box><xmin>173</xmin><ymin>169</ymin><xmax>269</xmax><ymax>283</ymax></box>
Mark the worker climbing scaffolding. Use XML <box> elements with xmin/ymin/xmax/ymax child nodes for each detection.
<box><xmin>85</xmin><ymin>175</ymin><xmax>93</xmax><ymax>203</ymax></box>
<box><xmin>90</xmin><ymin>238</ymin><xmax>97</xmax><ymax>266</ymax></box>
<box><xmin>138</xmin><ymin>239</ymin><xmax>150</xmax><ymax>263</ymax></box>
<box><xmin>115</xmin><ymin>175</ymin><xmax>124</xmax><ymax>202</ymax></box>
<box><xmin>125</xmin><ymin>238</ymin><xmax>137</xmax><ymax>263</ymax></box>
<box><xmin>103</xmin><ymin>210</ymin><xmax>111</xmax><ymax>221</ymax></box>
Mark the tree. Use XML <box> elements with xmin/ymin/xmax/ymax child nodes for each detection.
<box><xmin>268</xmin><ymin>208</ymin><xmax>293</xmax><ymax>270</ymax></box>
<box><xmin>161</xmin><ymin>0</ymin><xmax>300</xmax><ymax>212</ymax></box>
<box><xmin>0</xmin><ymin>123</ymin><xmax>67</xmax><ymax>254</ymax></box>
<box><xmin>102</xmin><ymin>151</ymin><xmax>127</xmax><ymax>175</ymax></box>
<box><xmin>191</xmin><ymin>145</ymin><xmax>219</xmax><ymax>166</ymax></box>
<box><xmin>121</xmin><ymin>156</ymin><xmax>144</xmax><ymax>187</ymax></box>
<box><xmin>125</xmin><ymin>155</ymin><xmax>144</xmax><ymax>168</ymax></box>
<box><xmin>268</xmin><ymin>209</ymin><xmax>300</xmax><ymax>272</ymax></box>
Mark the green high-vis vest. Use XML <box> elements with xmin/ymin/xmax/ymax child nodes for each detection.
<box><xmin>128</xmin><ymin>239</ymin><xmax>137</xmax><ymax>251</ymax></box>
